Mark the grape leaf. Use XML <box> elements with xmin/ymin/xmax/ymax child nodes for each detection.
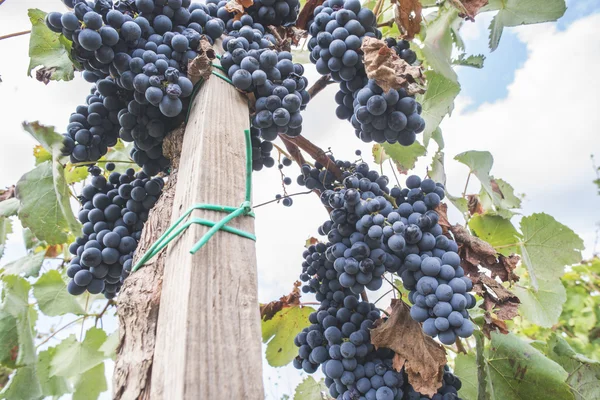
<box><xmin>37</xmin><ymin>347</ymin><xmax>71</xmax><ymax>397</ymax></box>
<box><xmin>468</xmin><ymin>214</ymin><xmax>521</xmax><ymax>255</ymax></box>
<box><xmin>261</xmin><ymin>306</ymin><xmax>314</xmax><ymax>367</ymax></box>
<box><xmin>1</xmin><ymin>251</ymin><xmax>45</xmax><ymax>278</ymax></box>
<box><xmin>0</xmin><ymin>199</ymin><xmax>19</xmax><ymax>218</ymax></box>
<box><xmin>0</xmin><ymin>366</ymin><xmax>42</xmax><ymax>400</ymax></box>
<box><xmin>1</xmin><ymin>276</ymin><xmax>36</xmax><ymax>367</ymax></box>
<box><xmin>486</xmin><ymin>332</ymin><xmax>573</xmax><ymax>400</ymax></box>
<box><xmin>514</xmin><ymin>279</ymin><xmax>566</xmax><ymax>329</ymax></box>
<box><xmin>379</xmin><ymin>141</ymin><xmax>427</xmax><ymax>173</ymax></box>
<box><xmin>452</xmin><ymin>53</ymin><xmax>486</xmax><ymax>69</ymax></box>
<box><xmin>50</xmin><ymin>328</ymin><xmax>107</xmax><ymax>378</ymax></box>
<box><xmin>453</xmin><ymin>353</ymin><xmax>477</xmax><ymax>400</ymax></box>
<box><xmin>99</xmin><ymin>329</ymin><xmax>119</xmax><ymax>359</ymax></box>
<box><xmin>22</xmin><ymin>122</ymin><xmax>63</xmax><ymax>154</ymax></box>
<box><xmin>421</xmin><ymin>6</ymin><xmax>460</xmax><ymax>82</ymax></box>
<box><xmin>27</xmin><ymin>9</ymin><xmax>76</xmax><ymax>82</ymax></box>
<box><xmin>547</xmin><ymin>334</ymin><xmax>600</xmax><ymax>400</ymax></box>
<box><xmin>33</xmin><ymin>145</ymin><xmax>51</xmax><ymax>165</ymax></box>
<box><xmin>294</xmin><ymin>376</ymin><xmax>329</xmax><ymax>400</ymax></box>
<box><xmin>73</xmin><ymin>362</ymin><xmax>106</xmax><ymax>400</ymax></box>
<box><xmin>429</xmin><ymin>151</ymin><xmax>446</xmax><ymax>185</ymax></box>
<box><xmin>517</xmin><ymin>213</ymin><xmax>584</xmax><ymax>291</ymax></box>
<box><xmin>487</xmin><ymin>0</ymin><xmax>566</xmax><ymax>51</ymax></box>
<box><xmin>65</xmin><ymin>164</ymin><xmax>89</xmax><ymax>184</ymax></box>
<box><xmin>0</xmin><ymin>309</ymin><xmax>18</xmax><ymax>366</ymax></box>
<box><xmin>0</xmin><ymin>219</ymin><xmax>12</xmax><ymax>261</ymax></box>
<box><xmin>15</xmin><ymin>161</ymin><xmax>80</xmax><ymax>245</ymax></box>
<box><xmin>33</xmin><ymin>270</ymin><xmax>85</xmax><ymax>316</ymax></box>
<box><xmin>418</xmin><ymin>71</ymin><xmax>460</xmax><ymax>148</ymax></box>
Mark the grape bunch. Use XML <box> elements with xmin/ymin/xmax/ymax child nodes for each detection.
<box><xmin>61</xmin><ymin>84</ymin><xmax>124</xmax><ymax>163</ymax></box>
<box><xmin>215</xmin><ymin>0</ymin><xmax>300</xmax><ymax>29</ymax></box>
<box><xmin>46</xmin><ymin>0</ymin><xmax>226</xmax><ymax>175</ymax></box>
<box><xmin>66</xmin><ymin>163</ymin><xmax>164</xmax><ymax>299</ymax></box>
<box><xmin>390</xmin><ymin>175</ymin><xmax>476</xmax><ymax>345</ymax></box>
<box><xmin>220</xmin><ymin>24</ymin><xmax>310</xmax><ymax>142</ymax></box>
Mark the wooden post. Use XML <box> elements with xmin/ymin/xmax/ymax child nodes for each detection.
<box><xmin>149</xmin><ymin>67</ymin><xmax>264</xmax><ymax>398</ymax></box>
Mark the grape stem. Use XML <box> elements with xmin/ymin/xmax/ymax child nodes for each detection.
<box><xmin>462</xmin><ymin>172</ymin><xmax>472</xmax><ymax>198</ymax></box>
<box><xmin>94</xmin><ymin>300</ymin><xmax>115</xmax><ymax>327</ymax></box>
<box><xmin>69</xmin><ymin>160</ymin><xmax>136</xmax><ymax>167</ymax></box>
<box><xmin>455</xmin><ymin>337</ymin><xmax>467</xmax><ymax>354</ymax></box>
<box><xmin>253</xmin><ymin>190</ymin><xmax>313</xmax><ymax>208</ymax></box>
<box><xmin>377</xmin><ymin>18</ymin><xmax>394</xmax><ymax>28</ymax></box>
<box><xmin>307</xmin><ymin>74</ymin><xmax>334</xmax><ymax>99</ymax></box>
<box><xmin>0</xmin><ymin>30</ymin><xmax>30</xmax><ymax>41</ymax></box>
<box><xmin>373</xmin><ymin>0</ymin><xmax>386</xmax><ymax>19</ymax></box>
<box><xmin>279</xmin><ymin>134</ymin><xmax>343</xmax><ymax>181</ymax></box>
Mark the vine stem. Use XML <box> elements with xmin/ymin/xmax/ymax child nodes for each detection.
<box><xmin>475</xmin><ymin>332</ymin><xmax>487</xmax><ymax>400</ymax></box>
<box><xmin>36</xmin><ymin>316</ymin><xmax>86</xmax><ymax>348</ymax></box>
<box><xmin>279</xmin><ymin>134</ymin><xmax>343</xmax><ymax>181</ymax></box>
<box><xmin>307</xmin><ymin>74</ymin><xmax>334</xmax><ymax>99</ymax></box>
<box><xmin>0</xmin><ymin>30</ymin><xmax>30</xmax><ymax>41</ymax></box>
<box><xmin>95</xmin><ymin>300</ymin><xmax>114</xmax><ymax>327</ymax></box>
<box><xmin>462</xmin><ymin>172</ymin><xmax>472</xmax><ymax>198</ymax></box>
<box><xmin>69</xmin><ymin>159</ymin><xmax>136</xmax><ymax>167</ymax></box>
<box><xmin>253</xmin><ymin>190</ymin><xmax>313</xmax><ymax>208</ymax></box>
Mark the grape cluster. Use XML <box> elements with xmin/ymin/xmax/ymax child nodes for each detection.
<box><xmin>390</xmin><ymin>175</ymin><xmax>476</xmax><ymax>345</ymax></box>
<box><xmin>296</xmin><ymin>155</ymin><xmax>365</xmax><ymax>192</ymax></box>
<box><xmin>295</xmin><ymin>159</ymin><xmax>472</xmax><ymax>398</ymax></box>
<box><xmin>215</xmin><ymin>0</ymin><xmax>300</xmax><ymax>28</ymax></box>
<box><xmin>219</xmin><ymin>22</ymin><xmax>310</xmax><ymax>144</ymax></box>
<box><xmin>66</xmin><ymin>163</ymin><xmax>164</xmax><ymax>299</ymax></box>
<box><xmin>47</xmin><ymin>0</ymin><xmax>226</xmax><ymax>175</ymax></box>
<box><xmin>61</xmin><ymin>85</ymin><xmax>124</xmax><ymax>163</ymax></box>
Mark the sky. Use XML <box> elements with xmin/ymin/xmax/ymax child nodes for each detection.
<box><xmin>0</xmin><ymin>0</ymin><xmax>599</xmax><ymax>399</ymax></box>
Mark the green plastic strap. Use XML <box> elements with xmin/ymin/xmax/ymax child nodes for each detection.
<box><xmin>211</xmin><ymin>62</ymin><xmax>226</xmax><ymax>72</ymax></box>
<box><xmin>211</xmin><ymin>70</ymin><xmax>233</xmax><ymax>85</ymax></box>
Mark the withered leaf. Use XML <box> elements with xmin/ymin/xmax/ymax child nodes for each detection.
<box><xmin>0</xmin><ymin>186</ymin><xmax>16</xmax><ymax>201</ymax></box>
<box><xmin>361</xmin><ymin>37</ymin><xmax>425</xmax><ymax>95</ymax></box>
<box><xmin>36</xmin><ymin>67</ymin><xmax>56</xmax><ymax>85</ymax></box>
<box><xmin>490</xmin><ymin>178</ymin><xmax>505</xmax><ymax>199</ymax></box>
<box><xmin>45</xmin><ymin>244</ymin><xmax>63</xmax><ymax>258</ymax></box>
<box><xmin>260</xmin><ymin>281</ymin><xmax>302</xmax><ymax>321</ymax></box>
<box><xmin>450</xmin><ymin>0</ymin><xmax>489</xmax><ymax>21</ymax></box>
<box><xmin>267</xmin><ymin>26</ymin><xmax>292</xmax><ymax>52</ymax></box>
<box><xmin>391</xmin><ymin>0</ymin><xmax>422</xmax><ymax>40</ymax></box>
<box><xmin>472</xmin><ymin>273</ymin><xmax>520</xmax><ymax>336</ymax></box>
<box><xmin>224</xmin><ymin>0</ymin><xmax>253</xmax><ymax>16</ymax></box>
<box><xmin>370</xmin><ymin>299</ymin><xmax>446</xmax><ymax>397</ymax></box>
<box><xmin>467</xmin><ymin>194</ymin><xmax>484</xmax><ymax>215</ymax></box>
<box><xmin>305</xmin><ymin>236</ymin><xmax>320</xmax><ymax>248</ymax></box>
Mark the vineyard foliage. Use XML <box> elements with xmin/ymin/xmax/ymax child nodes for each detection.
<box><xmin>0</xmin><ymin>0</ymin><xmax>598</xmax><ymax>399</ymax></box>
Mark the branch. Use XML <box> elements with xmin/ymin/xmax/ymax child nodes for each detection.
<box><xmin>378</xmin><ymin>18</ymin><xmax>394</xmax><ymax>27</ymax></box>
<box><xmin>0</xmin><ymin>30</ymin><xmax>30</xmax><ymax>41</ymax></box>
<box><xmin>373</xmin><ymin>0</ymin><xmax>385</xmax><ymax>18</ymax></box>
<box><xmin>279</xmin><ymin>134</ymin><xmax>343</xmax><ymax>181</ymax></box>
<box><xmin>307</xmin><ymin>74</ymin><xmax>334</xmax><ymax>99</ymax></box>
<box><xmin>297</xmin><ymin>0</ymin><xmax>326</xmax><ymax>30</ymax></box>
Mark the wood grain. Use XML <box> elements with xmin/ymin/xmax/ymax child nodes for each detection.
<box><xmin>149</xmin><ymin>69</ymin><xmax>264</xmax><ymax>399</ymax></box>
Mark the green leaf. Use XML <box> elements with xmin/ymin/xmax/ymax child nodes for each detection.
<box><xmin>37</xmin><ymin>347</ymin><xmax>71</xmax><ymax>397</ymax></box>
<box><xmin>422</xmin><ymin>6</ymin><xmax>460</xmax><ymax>82</ymax></box>
<box><xmin>0</xmin><ymin>366</ymin><xmax>42</xmax><ymax>400</ymax></box>
<box><xmin>547</xmin><ymin>334</ymin><xmax>600</xmax><ymax>399</ymax></box>
<box><xmin>99</xmin><ymin>329</ymin><xmax>119</xmax><ymax>359</ymax></box>
<box><xmin>468</xmin><ymin>214</ymin><xmax>521</xmax><ymax>255</ymax></box>
<box><xmin>488</xmin><ymin>0</ymin><xmax>566</xmax><ymax>51</ymax></box>
<box><xmin>50</xmin><ymin>328</ymin><xmax>107</xmax><ymax>378</ymax></box>
<box><xmin>452</xmin><ymin>53</ymin><xmax>486</xmax><ymax>69</ymax></box>
<box><xmin>0</xmin><ymin>309</ymin><xmax>18</xmax><ymax>366</ymax></box>
<box><xmin>454</xmin><ymin>353</ymin><xmax>477</xmax><ymax>400</ymax></box>
<box><xmin>73</xmin><ymin>362</ymin><xmax>106</xmax><ymax>400</ymax></box>
<box><xmin>22</xmin><ymin>122</ymin><xmax>63</xmax><ymax>155</ymax></box>
<box><xmin>1</xmin><ymin>276</ymin><xmax>36</xmax><ymax>367</ymax></box>
<box><xmin>0</xmin><ymin>199</ymin><xmax>19</xmax><ymax>218</ymax></box>
<box><xmin>380</xmin><ymin>141</ymin><xmax>427</xmax><ymax>173</ymax></box>
<box><xmin>1</xmin><ymin>251</ymin><xmax>45</xmax><ymax>278</ymax></box>
<box><xmin>262</xmin><ymin>306</ymin><xmax>314</xmax><ymax>367</ymax></box>
<box><xmin>33</xmin><ymin>145</ymin><xmax>52</xmax><ymax>165</ymax></box>
<box><xmin>418</xmin><ymin>71</ymin><xmax>460</xmax><ymax>148</ymax></box>
<box><xmin>27</xmin><ymin>9</ymin><xmax>76</xmax><ymax>82</ymax></box>
<box><xmin>293</xmin><ymin>376</ymin><xmax>328</xmax><ymax>400</ymax></box>
<box><xmin>514</xmin><ymin>280</ymin><xmax>567</xmax><ymax>329</ymax></box>
<box><xmin>33</xmin><ymin>270</ymin><xmax>85</xmax><ymax>316</ymax></box>
<box><xmin>0</xmin><ymin>219</ymin><xmax>12</xmax><ymax>261</ymax></box>
<box><xmin>15</xmin><ymin>160</ymin><xmax>80</xmax><ymax>245</ymax></box>
<box><xmin>429</xmin><ymin>151</ymin><xmax>446</xmax><ymax>185</ymax></box>
<box><xmin>486</xmin><ymin>331</ymin><xmax>574</xmax><ymax>400</ymax></box>
<box><xmin>518</xmin><ymin>213</ymin><xmax>584</xmax><ymax>291</ymax></box>
<box><xmin>65</xmin><ymin>164</ymin><xmax>89</xmax><ymax>184</ymax></box>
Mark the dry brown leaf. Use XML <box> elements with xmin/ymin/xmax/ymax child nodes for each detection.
<box><xmin>296</xmin><ymin>0</ymin><xmax>325</xmax><ymax>30</ymax></box>
<box><xmin>467</xmin><ymin>194</ymin><xmax>484</xmax><ymax>215</ymax></box>
<box><xmin>45</xmin><ymin>244</ymin><xmax>62</xmax><ymax>258</ymax></box>
<box><xmin>0</xmin><ymin>186</ymin><xmax>16</xmax><ymax>201</ymax></box>
<box><xmin>305</xmin><ymin>236</ymin><xmax>320</xmax><ymax>248</ymax></box>
<box><xmin>391</xmin><ymin>0</ymin><xmax>422</xmax><ymax>40</ymax></box>
<box><xmin>187</xmin><ymin>37</ymin><xmax>215</xmax><ymax>85</ymax></box>
<box><xmin>370</xmin><ymin>299</ymin><xmax>446</xmax><ymax>397</ymax></box>
<box><xmin>472</xmin><ymin>273</ymin><xmax>520</xmax><ymax>337</ymax></box>
<box><xmin>361</xmin><ymin>37</ymin><xmax>425</xmax><ymax>95</ymax></box>
<box><xmin>490</xmin><ymin>178</ymin><xmax>505</xmax><ymax>199</ymax></box>
<box><xmin>35</xmin><ymin>67</ymin><xmax>56</xmax><ymax>85</ymax></box>
<box><xmin>260</xmin><ymin>281</ymin><xmax>302</xmax><ymax>321</ymax></box>
<box><xmin>435</xmin><ymin>203</ymin><xmax>452</xmax><ymax>237</ymax></box>
<box><xmin>224</xmin><ymin>0</ymin><xmax>253</xmax><ymax>17</ymax></box>
<box><xmin>449</xmin><ymin>0</ymin><xmax>489</xmax><ymax>21</ymax></box>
